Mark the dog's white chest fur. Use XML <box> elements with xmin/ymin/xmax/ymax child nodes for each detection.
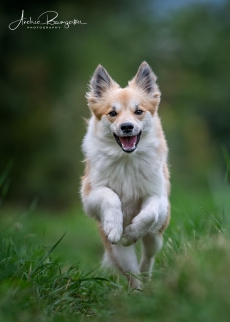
<box><xmin>81</xmin><ymin>61</ymin><xmax>170</xmax><ymax>289</ymax></box>
<box><xmin>82</xmin><ymin>122</ymin><xmax>166</xmax><ymax>227</ymax></box>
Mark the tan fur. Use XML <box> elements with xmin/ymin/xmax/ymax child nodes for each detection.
<box><xmin>163</xmin><ymin>162</ymin><xmax>171</xmax><ymax>195</ymax></box>
<box><xmin>159</xmin><ymin>204</ymin><xmax>170</xmax><ymax>233</ymax></box>
<box><xmin>86</xmin><ymin>80</ymin><xmax>120</xmax><ymax>120</ymax></box>
<box><xmin>81</xmin><ymin>160</ymin><xmax>91</xmax><ymax>196</ymax></box>
<box><xmin>88</xmin><ymin>85</ymin><xmax>161</xmax><ymax>120</ymax></box>
<box><xmin>88</xmin><ymin>102</ymin><xmax>111</xmax><ymax>120</ymax></box>
<box><xmin>81</xmin><ymin>62</ymin><xmax>170</xmax><ymax>288</ymax></box>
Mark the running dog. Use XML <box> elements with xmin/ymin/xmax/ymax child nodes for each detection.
<box><xmin>81</xmin><ymin>62</ymin><xmax>170</xmax><ymax>289</ymax></box>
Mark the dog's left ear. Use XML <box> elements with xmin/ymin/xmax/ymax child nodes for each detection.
<box><xmin>89</xmin><ymin>65</ymin><xmax>118</xmax><ymax>99</ymax></box>
<box><xmin>131</xmin><ymin>62</ymin><xmax>160</xmax><ymax>97</ymax></box>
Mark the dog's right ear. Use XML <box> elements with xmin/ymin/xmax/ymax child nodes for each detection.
<box><xmin>88</xmin><ymin>65</ymin><xmax>116</xmax><ymax>99</ymax></box>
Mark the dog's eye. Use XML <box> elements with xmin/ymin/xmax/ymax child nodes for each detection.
<box><xmin>134</xmin><ymin>109</ymin><xmax>143</xmax><ymax>115</ymax></box>
<box><xmin>108</xmin><ymin>111</ymin><xmax>117</xmax><ymax>117</ymax></box>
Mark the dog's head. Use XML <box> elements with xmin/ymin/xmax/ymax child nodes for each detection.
<box><xmin>86</xmin><ymin>62</ymin><xmax>161</xmax><ymax>153</ymax></box>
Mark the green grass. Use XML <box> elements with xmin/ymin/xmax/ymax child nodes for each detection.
<box><xmin>0</xmin><ymin>178</ymin><xmax>230</xmax><ymax>321</ymax></box>
<box><xmin>0</xmin><ymin>211</ymin><xmax>118</xmax><ymax>322</ymax></box>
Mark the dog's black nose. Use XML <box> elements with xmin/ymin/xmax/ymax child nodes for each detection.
<box><xmin>120</xmin><ymin>122</ymin><xmax>134</xmax><ymax>133</ymax></box>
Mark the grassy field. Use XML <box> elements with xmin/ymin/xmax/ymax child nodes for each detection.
<box><xmin>0</xmin><ymin>178</ymin><xmax>230</xmax><ymax>322</ymax></box>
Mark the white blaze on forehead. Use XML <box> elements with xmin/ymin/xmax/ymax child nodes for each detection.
<box><xmin>112</xmin><ymin>99</ymin><xmax>139</xmax><ymax>112</ymax></box>
<box><xmin>129</xmin><ymin>100</ymin><xmax>140</xmax><ymax>111</ymax></box>
<box><xmin>109</xmin><ymin>87</ymin><xmax>140</xmax><ymax>110</ymax></box>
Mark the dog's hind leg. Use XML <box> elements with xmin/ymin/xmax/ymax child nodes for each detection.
<box><xmin>139</xmin><ymin>232</ymin><xmax>163</xmax><ymax>278</ymax></box>
<box><xmin>102</xmin><ymin>242</ymin><xmax>141</xmax><ymax>289</ymax></box>
<box><xmin>99</xmin><ymin>224</ymin><xmax>141</xmax><ymax>289</ymax></box>
<box><xmin>111</xmin><ymin>244</ymin><xmax>141</xmax><ymax>289</ymax></box>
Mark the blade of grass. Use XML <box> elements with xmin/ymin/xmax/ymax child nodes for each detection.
<box><xmin>201</xmin><ymin>207</ymin><xmax>226</xmax><ymax>232</ymax></box>
<box><xmin>31</xmin><ymin>227</ymin><xmax>69</xmax><ymax>276</ymax></box>
<box><xmin>222</xmin><ymin>145</ymin><xmax>230</xmax><ymax>182</ymax></box>
<box><xmin>1</xmin><ymin>178</ymin><xmax>11</xmax><ymax>200</ymax></box>
<box><xmin>0</xmin><ymin>160</ymin><xmax>13</xmax><ymax>189</ymax></box>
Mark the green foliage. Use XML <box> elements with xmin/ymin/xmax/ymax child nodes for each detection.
<box><xmin>0</xmin><ymin>174</ymin><xmax>230</xmax><ymax>321</ymax></box>
<box><xmin>1</xmin><ymin>1</ymin><xmax>230</xmax><ymax>206</ymax></box>
<box><xmin>0</xmin><ymin>219</ymin><xmax>118</xmax><ymax>322</ymax></box>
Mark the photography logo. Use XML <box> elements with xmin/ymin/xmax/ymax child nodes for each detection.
<box><xmin>9</xmin><ymin>10</ymin><xmax>87</xmax><ymax>30</ymax></box>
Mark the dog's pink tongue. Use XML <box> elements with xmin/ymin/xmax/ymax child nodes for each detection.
<box><xmin>119</xmin><ymin>136</ymin><xmax>137</xmax><ymax>149</ymax></box>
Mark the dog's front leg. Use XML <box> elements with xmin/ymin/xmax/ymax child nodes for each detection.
<box><xmin>83</xmin><ymin>187</ymin><xmax>123</xmax><ymax>244</ymax></box>
<box><xmin>121</xmin><ymin>196</ymin><xmax>161</xmax><ymax>246</ymax></box>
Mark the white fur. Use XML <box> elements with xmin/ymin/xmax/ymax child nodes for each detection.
<box><xmin>81</xmin><ymin>63</ymin><xmax>170</xmax><ymax>288</ymax></box>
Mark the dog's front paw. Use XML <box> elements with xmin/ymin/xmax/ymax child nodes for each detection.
<box><xmin>121</xmin><ymin>224</ymin><xmax>139</xmax><ymax>246</ymax></box>
<box><xmin>121</xmin><ymin>214</ymin><xmax>157</xmax><ymax>246</ymax></box>
<box><xmin>103</xmin><ymin>220</ymin><xmax>123</xmax><ymax>244</ymax></box>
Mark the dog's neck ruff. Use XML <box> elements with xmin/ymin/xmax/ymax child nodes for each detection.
<box><xmin>84</xmin><ymin>131</ymin><xmax>163</xmax><ymax>171</ymax></box>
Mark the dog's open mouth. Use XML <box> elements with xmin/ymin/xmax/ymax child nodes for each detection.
<box><xmin>113</xmin><ymin>132</ymin><xmax>142</xmax><ymax>153</ymax></box>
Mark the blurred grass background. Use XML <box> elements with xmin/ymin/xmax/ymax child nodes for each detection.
<box><xmin>1</xmin><ymin>0</ymin><xmax>230</xmax><ymax>207</ymax></box>
<box><xmin>1</xmin><ymin>0</ymin><xmax>230</xmax><ymax>321</ymax></box>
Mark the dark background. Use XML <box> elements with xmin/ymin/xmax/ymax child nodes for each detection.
<box><xmin>1</xmin><ymin>0</ymin><xmax>230</xmax><ymax>209</ymax></box>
